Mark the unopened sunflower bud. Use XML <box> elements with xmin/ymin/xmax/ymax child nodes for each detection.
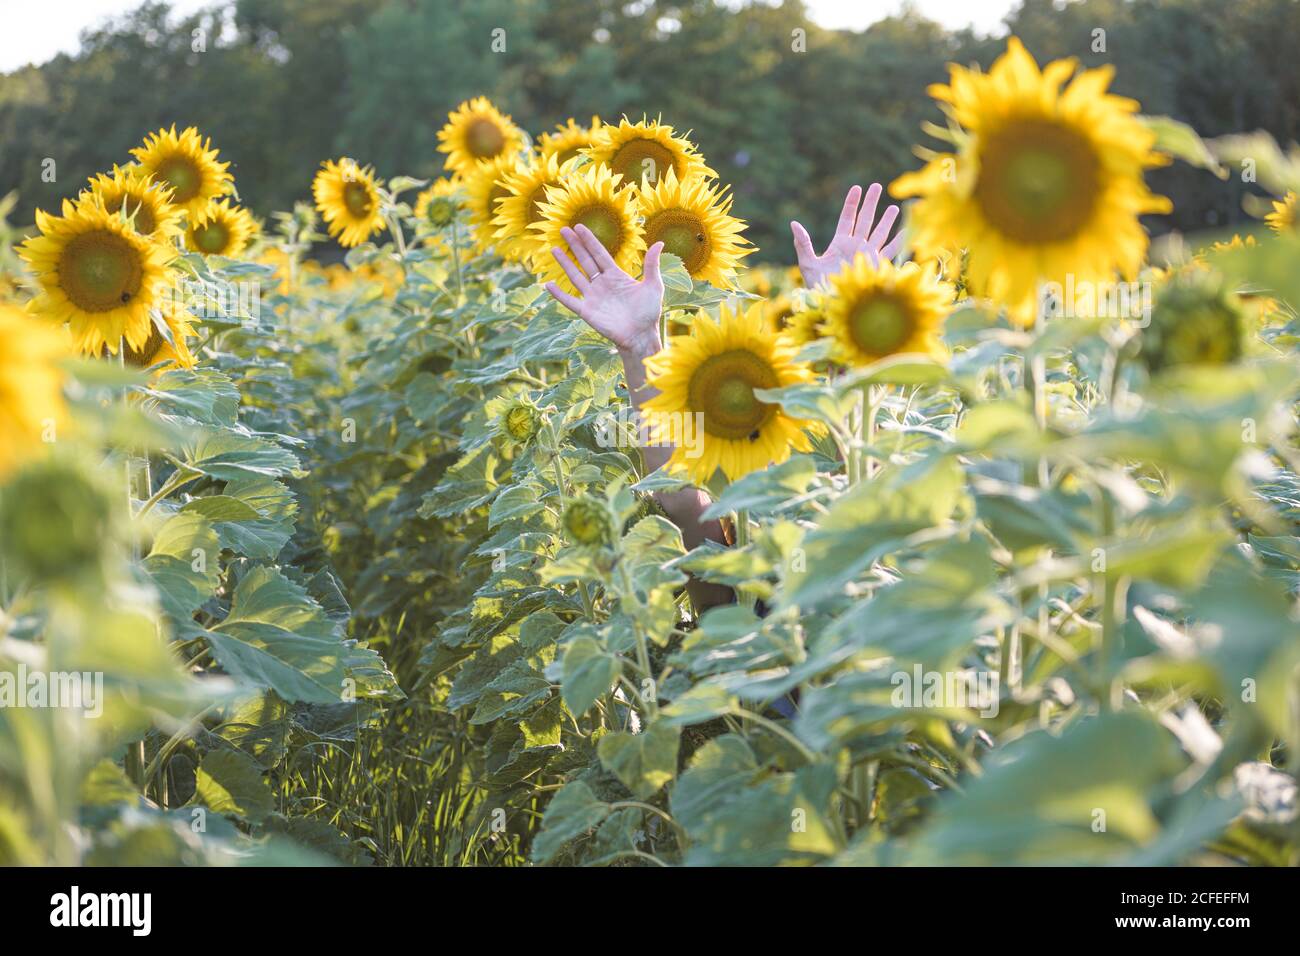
<box><xmin>563</xmin><ymin>498</ymin><xmax>610</xmax><ymax>546</ymax></box>
<box><xmin>502</xmin><ymin>402</ymin><xmax>539</xmax><ymax>443</ymax></box>
<box><xmin>0</xmin><ymin>457</ymin><xmax>115</xmax><ymax>586</ymax></box>
<box><xmin>1141</xmin><ymin>272</ymin><xmax>1246</xmax><ymax>375</ymax></box>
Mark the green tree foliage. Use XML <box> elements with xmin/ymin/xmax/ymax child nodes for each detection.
<box><xmin>1</xmin><ymin>0</ymin><xmax>1297</xmax><ymax>253</ymax></box>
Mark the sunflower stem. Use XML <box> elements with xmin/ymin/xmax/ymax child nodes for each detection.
<box><xmin>449</xmin><ymin>220</ymin><xmax>466</xmax><ymax>307</ymax></box>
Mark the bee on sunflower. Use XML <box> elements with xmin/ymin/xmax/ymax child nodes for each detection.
<box><xmin>312</xmin><ymin>158</ymin><xmax>386</xmax><ymax>248</ymax></box>
<box><xmin>130</xmin><ymin>125</ymin><xmax>234</xmax><ymax>224</ymax></box>
<box><xmin>638</xmin><ymin>169</ymin><xmax>752</xmax><ymax>288</ymax></box>
<box><xmin>890</xmin><ymin>37</ymin><xmax>1171</xmax><ymax>326</ymax></box>
<box><xmin>0</xmin><ymin>305</ymin><xmax>70</xmax><ymax>479</ymax></box>
<box><xmin>537</xmin><ymin>116</ymin><xmax>602</xmax><ymax>167</ymax></box>
<box><xmin>83</xmin><ymin>166</ymin><xmax>182</xmax><ymax>241</ymax></box>
<box><xmin>820</xmin><ymin>255</ymin><xmax>954</xmax><ymax>367</ymax></box>
<box><xmin>584</xmin><ymin>118</ymin><xmax>716</xmax><ymax>188</ymax></box>
<box><xmin>437</xmin><ymin>97</ymin><xmax>525</xmax><ymax>176</ymax></box>
<box><xmin>529</xmin><ymin>163</ymin><xmax>645</xmax><ymax>293</ymax></box>
<box><xmin>185</xmin><ymin>199</ymin><xmax>258</xmax><ymax>257</ymax></box>
<box><xmin>642</xmin><ymin>300</ymin><xmax>818</xmax><ymax>485</ymax></box>
<box><xmin>19</xmin><ymin>196</ymin><xmax>178</xmax><ymax>356</ymax></box>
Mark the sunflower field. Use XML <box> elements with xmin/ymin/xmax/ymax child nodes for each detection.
<box><xmin>2</xmin><ymin>34</ymin><xmax>1300</xmax><ymax>870</ymax></box>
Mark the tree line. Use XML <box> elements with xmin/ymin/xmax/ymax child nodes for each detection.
<box><xmin>2</xmin><ymin>0</ymin><xmax>1296</xmax><ymax>258</ymax></box>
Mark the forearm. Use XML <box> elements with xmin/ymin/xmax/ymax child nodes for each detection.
<box><xmin>616</xmin><ymin>337</ymin><xmax>734</xmax><ymax>610</ymax></box>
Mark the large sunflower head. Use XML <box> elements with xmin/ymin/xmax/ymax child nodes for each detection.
<box><xmin>0</xmin><ymin>305</ymin><xmax>70</xmax><ymax>479</ymax></box>
<box><xmin>437</xmin><ymin>97</ymin><xmax>525</xmax><ymax>176</ymax></box>
<box><xmin>1266</xmin><ymin>191</ymin><xmax>1296</xmax><ymax>234</ymax></box>
<box><xmin>185</xmin><ymin>199</ymin><xmax>258</xmax><ymax>258</ymax></box>
<box><xmin>537</xmin><ymin>116</ymin><xmax>602</xmax><ymax>167</ymax></box>
<box><xmin>529</xmin><ymin>163</ymin><xmax>645</xmax><ymax>293</ymax></box>
<box><xmin>19</xmin><ymin>197</ymin><xmax>176</xmax><ymax>356</ymax></box>
<box><xmin>638</xmin><ymin>168</ymin><xmax>752</xmax><ymax>287</ymax></box>
<box><xmin>492</xmin><ymin>153</ymin><xmax>572</xmax><ymax>264</ymax></box>
<box><xmin>821</xmin><ymin>255</ymin><xmax>953</xmax><ymax>366</ymax></box>
<box><xmin>1140</xmin><ymin>271</ymin><xmax>1247</xmax><ymax>375</ymax></box>
<box><xmin>130</xmin><ymin>125</ymin><xmax>234</xmax><ymax>223</ymax></box>
<box><xmin>83</xmin><ymin>166</ymin><xmax>182</xmax><ymax>241</ymax></box>
<box><xmin>414</xmin><ymin>176</ymin><xmax>463</xmax><ymax>230</ymax></box>
<box><xmin>463</xmin><ymin>153</ymin><xmax>524</xmax><ymax>254</ymax></box>
<box><xmin>642</xmin><ymin>300</ymin><xmax>817</xmax><ymax>485</ymax></box>
<box><xmin>584</xmin><ymin>118</ymin><xmax>717</xmax><ymax>188</ymax></box>
<box><xmin>890</xmin><ymin>37</ymin><xmax>1171</xmax><ymax>326</ymax></box>
<box><xmin>312</xmin><ymin>158</ymin><xmax>386</xmax><ymax>248</ymax></box>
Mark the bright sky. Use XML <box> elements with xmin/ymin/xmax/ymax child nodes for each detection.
<box><xmin>2</xmin><ymin>0</ymin><xmax>1016</xmax><ymax>73</ymax></box>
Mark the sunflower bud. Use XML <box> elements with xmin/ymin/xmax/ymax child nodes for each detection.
<box><xmin>1140</xmin><ymin>273</ymin><xmax>1246</xmax><ymax>375</ymax></box>
<box><xmin>423</xmin><ymin>196</ymin><xmax>458</xmax><ymax>228</ymax></box>
<box><xmin>502</xmin><ymin>401</ymin><xmax>539</xmax><ymax>444</ymax></box>
<box><xmin>0</xmin><ymin>458</ymin><xmax>116</xmax><ymax>586</ymax></box>
<box><xmin>563</xmin><ymin>498</ymin><xmax>610</xmax><ymax>547</ymax></box>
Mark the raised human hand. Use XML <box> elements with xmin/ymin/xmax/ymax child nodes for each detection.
<box><xmin>543</xmin><ymin>224</ymin><xmax>665</xmax><ymax>359</ymax></box>
<box><xmin>790</xmin><ymin>183</ymin><xmax>904</xmax><ymax>289</ymax></box>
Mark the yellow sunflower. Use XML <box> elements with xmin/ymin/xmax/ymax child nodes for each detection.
<box><xmin>463</xmin><ymin>153</ymin><xmax>523</xmax><ymax>254</ymax></box>
<box><xmin>414</xmin><ymin>176</ymin><xmax>462</xmax><ymax>229</ymax></box>
<box><xmin>109</xmin><ymin>299</ymin><xmax>199</xmax><ymax>372</ymax></box>
<box><xmin>185</xmin><ymin>199</ymin><xmax>258</xmax><ymax>257</ymax></box>
<box><xmin>83</xmin><ymin>166</ymin><xmax>182</xmax><ymax>240</ymax></box>
<box><xmin>642</xmin><ymin>300</ymin><xmax>816</xmax><ymax>485</ymax></box>
<box><xmin>890</xmin><ymin>37</ymin><xmax>1171</xmax><ymax>326</ymax></box>
<box><xmin>19</xmin><ymin>197</ymin><xmax>176</xmax><ymax>356</ymax></box>
<box><xmin>0</xmin><ymin>305</ymin><xmax>69</xmax><ymax>479</ymax></box>
<box><xmin>312</xmin><ymin>158</ymin><xmax>386</xmax><ymax>248</ymax></box>
<box><xmin>436</xmin><ymin>96</ymin><xmax>525</xmax><ymax>176</ymax></box>
<box><xmin>638</xmin><ymin>168</ymin><xmax>752</xmax><ymax>287</ymax></box>
<box><xmin>492</xmin><ymin>153</ymin><xmax>570</xmax><ymax>263</ymax></box>
<box><xmin>529</xmin><ymin>163</ymin><xmax>645</xmax><ymax>293</ymax></box>
<box><xmin>1266</xmin><ymin>191</ymin><xmax>1296</xmax><ymax>234</ymax></box>
<box><xmin>537</xmin><ymin>116</ymin><xmax>602</xmax><ymax>166</ymax></box>
<box><xmin>821</xmin><ymin>255</ymin><xmax>953</xmax><ymax>367</ymax></box>
<box><xmin>786</xmin><ymin>306</ymin><xmax>827</xmax><ymax>347</ymax></box>
<box><xmin>584</xmin><ymin>118</ymin><xmax>717</xmax><ymax>188</ymax></box>
<box><xmin>130</xmin><ymin>125</ymin><xmax>234</xmax><ymax>223</ymax></box>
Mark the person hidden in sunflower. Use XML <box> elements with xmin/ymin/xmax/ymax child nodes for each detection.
<box><xmin>542</xmin><ymin>182</ymin><xmax>903</xmax><ymax>613</ymax></box>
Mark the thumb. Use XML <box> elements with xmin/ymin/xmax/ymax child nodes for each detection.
<box><xmin>790</xmin><ymin>221</ymin><xmax>815</xmax><ymax>262</ymax></box>
<box><xmin>643</xmin><ymin>241</ymin><xmax>664</xmax><ymax>285</ymax></box>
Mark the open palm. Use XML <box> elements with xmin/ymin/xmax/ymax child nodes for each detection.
<box><xmin>544</xmin><ymin>225</ymin><xmax>665</xmax><ymax>358</ymax></box>
<box><xmin>791</xmin><ymin>183</ymin><xmax>904</xmax><ymax>289</ymax></box>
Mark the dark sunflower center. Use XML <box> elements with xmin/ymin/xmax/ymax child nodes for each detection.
<box><xmin>1167</xmin><ymin>308</ymin><xmax>1239</xmax><ymax>366</ymax></box>
<box><xmin>849</xmin><ymin>294</ymin><xmax>912</xmax><ymax>357</ymax></box>
<box><xmin>646</xmin><ymin>210</ymin><xmax>710</xmax><ymax>275</ymax></box>
<box><xmin>120</xmin><ymin>322</ymin><xmax>165</xmax><ymax>368</ymax></box>
<box><xmin>573</xmin><ymin>205</ymin><xmax>623</xmax><ymax>254</ymax></box>
<box><xmin>557</xmin><ymin>145</ymin><xmax>584</xmax><ymax>165</ymax></box>
<box><xmin>343</xmin><ymin>181</ymin><xmax>373</xmax><ymax>218</ymax></box>
<box><xmin>108</xmin><ymin>196</ymin><xmax>157</xmax><ymax>235</ymax></box>
<box><xmin>688</xmin><ymin>348</ymin><xmax>778</xmax><ymax>440</ymax></box>
<box><xmin>193</xmin><ymin>219</ymin><xmax>231</xmax><ymax>255</ymax></box>
<box><xmin>467</xmin><ymin>118</ymin><xmax>506</xmax><ymax>158</ymax></box>
<box><xmin>488</xmin><ymin>184</ymin><xmax>511</xmax><ymax>216</ymax></box>
<box><xmin>155</xmin><ymin>156</ymin><xmax>200</xmax><ymax>203</ymax></box>
<box><xmin>610</xmin><ymin>138</ymin><xmax>677</xmax><ymax>185</ymax></box>
<box><xmin>526</xmin><ymin>183</ymin><xmax>553</xmax><ymax>224</ymax></box>
<box><xmin>60</xmin><ymin>230</ymin><xmax>144</xmax><ymax>312</ymax></box>
<box><xmin>974</xmin><ymin>118</ymin><xmax>1100</xmax><ymax>244</ymax></box>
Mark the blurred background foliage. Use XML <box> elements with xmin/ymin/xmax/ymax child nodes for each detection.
<box><xmin>1</xmin><ymin>0</ymin><xmax>1298</xmax><ymax>258</ymax></box>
